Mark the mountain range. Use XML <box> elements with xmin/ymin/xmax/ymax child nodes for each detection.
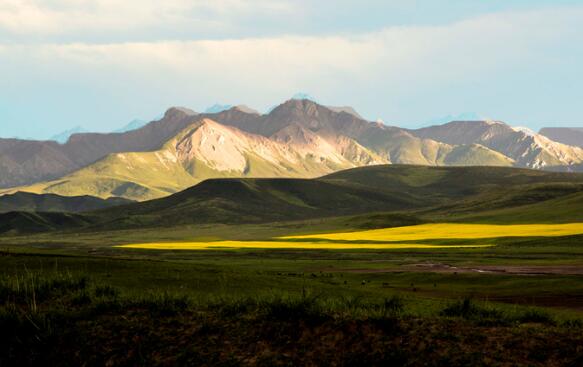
<box><xmin>1</xmin><ymin>98</ymin><xmax>582</xmax><ymax>201</ymax></box>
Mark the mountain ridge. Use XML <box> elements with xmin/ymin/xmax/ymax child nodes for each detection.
<box><xmin>1</xmin><ymin>99</ymin><xmax>582</xmax><ymax>200</ymax></box>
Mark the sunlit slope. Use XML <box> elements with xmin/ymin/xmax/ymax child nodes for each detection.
<box><xmin>455</xmin><ymin>191</ymin><xmax>583</xmax><ymax>224</ymax></box>
<box><xmin>443</xmin><ymin>144</ymin><xmax>514</xmax><ymax>166</ymax></box>
<box><xmin>283</xmin><ymin>223</ymin><xmax>583</xmax><ymax>242</ymax></box>
<box><xmin>6</xmin><ymin>151</ymin><xmax>201</xmax><ymax>201</ymax></box>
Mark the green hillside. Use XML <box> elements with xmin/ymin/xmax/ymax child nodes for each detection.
<box><xmin>3</xmin><ymin>165</ymin><xmax>583</xmax><ymax>234</ymax></box>
<box><xmin>91</xmin><ymin>165</ymin><xmax>583</xmax><ymax>230</ymax></box>
<box><xmin>0</xmin><ymin>211</ymin><xmax>92</xmax><ymax>235</ymax></box>
<box><xmin>0</xmin><ymin>192</ymin><xmax>132</xmax><ymax>213</ymax></box>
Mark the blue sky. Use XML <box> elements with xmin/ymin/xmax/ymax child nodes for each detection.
<box><xmin>1</xmin><ymin>0</ymin><xmax>582</xmax><ymax>139</ymax></box>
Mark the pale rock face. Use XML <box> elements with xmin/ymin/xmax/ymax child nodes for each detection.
<box><xmin>173</xmin><ymin>119</ymin><xmax>306</xmax><ymax>173</ymax></box>
<box><xmin>176</xmin><ymin>120</ymin><xmax>248</xmax><ymax>172</ymax></box>
<box><xmin>270</xmin><ymin>124</ymin><xmax>345</xmax><ymax>165</ymax></box>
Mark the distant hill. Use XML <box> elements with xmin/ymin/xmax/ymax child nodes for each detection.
<box><xmin>0</xmin><ymin>192</ymin><xmax>132</xmax><ymax>213</ymax></box>
<box><xmin>539</xmin><ymin>127</ymin><xmax>583</xmax><ymax>148</ymax></box>
<box><xmin>427</xmin><ymin>113</ymin><xmax>487</xmax><ymax>125</ymax></box>
<box><xmin>204</xmin><ymin>104</ymin><xmax>233</xmax><ymax>113</ymax></box>
<box><xmin>50</xmin><ymin>126</ymin><xmax>88</xmax><ymax>144</ymax></box>
<box><xmin>113</xmin><ymin>119</ymin><xmax>148</xmax><ymax>133</ymax></box>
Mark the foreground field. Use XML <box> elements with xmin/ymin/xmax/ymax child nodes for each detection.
<box><xmin>2</xmin><ymin>252</ymin><xmax>583</xmax><ymax>366</ymax></box>
<box><xmin>3</xmin><ymin>269</ymin><xmax>583</xmax><ymax>366</ymax></box>
<box><xmin>3</xmin><ymin>218</ymin><xmax>583</xmax><ymax>365</ymax></box>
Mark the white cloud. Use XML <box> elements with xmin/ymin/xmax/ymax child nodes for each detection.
<box><xmin>20</xmin><ymin>6</ymin><xmax>579</xmax><ymax>88</ymax></box>
<box><xmin>0</xmin><ymin>6</ymin><xmax>582</xmax><ymax>137</ymax></box>
<box><xmin>0</xmin><ymin>0</ymin><xmax>295</xmax><ymax>37</ymax></box>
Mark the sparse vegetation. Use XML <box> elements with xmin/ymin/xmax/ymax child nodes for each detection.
<box><xmin>1</xmin><ymin>271</ymin><xmax>582</xmax><ymax>366</ymax></box>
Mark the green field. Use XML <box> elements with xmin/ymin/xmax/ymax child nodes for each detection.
<box><xmin>3</xmin><ymin>166</ymin><xmax>583</xmax><ymax>365</ymax></box>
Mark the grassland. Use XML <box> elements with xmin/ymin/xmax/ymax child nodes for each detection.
<box><xmin>3</xmin><ymin>166</ymin><xmax>583</xmax><ymax>365</ymax></box>
<box><xmin>2</xmin><ymin>246</ymin><xmax>583</xmax><ymax>366</ymax></box>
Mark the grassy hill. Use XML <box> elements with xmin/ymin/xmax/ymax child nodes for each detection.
<box><xmin>0</xmin><ymin>192</ymin><xmax>132</xmax><ymax>213</ymax></box>
<box><xmin>3</xmin><ymin>165</ymin><xmax>582</xmax><ymax>234</ymax></box>
<box><xmin>89</xmin><ymin>165</ymin><xmax>583</xmax><ymax>230</ymax></box>
<box><xmin>0</xmin><ymin>211</ymin><xmax>92</xmax><ymax>235</ymax></box>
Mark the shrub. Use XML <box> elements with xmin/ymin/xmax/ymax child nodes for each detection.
<box><xmin>518</xmin><ymin>309</ymin><xmax>555</xmax><ymax>325</ymax></box>
<box><xmin>383</xmin><ymin>296</ymin><xmax>405</xmax><ymax>315</ymax></box>
<box><xmin>262</xmin><ymin>295</ymin><xmax>324</xmax><ymax>322</ymax></box>
<box><xmin>441</xmin><ymin>298</ymin><xmax>503</xmax><ymax>321</ymax></box>
<box><xmin>94</xmin><ymin>285</ymin><xmax>119</xmax><ymax>299</ymax></box>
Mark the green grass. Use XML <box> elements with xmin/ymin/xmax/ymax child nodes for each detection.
<box><xmin>1</xmin><ymin>268</ymin><xmax>583</xmax><ymax>366</ymax></box>
<box><xmin>2</xmin><ymin>220</ymin><xmax>583</xmax><ymax>365</ymax></box>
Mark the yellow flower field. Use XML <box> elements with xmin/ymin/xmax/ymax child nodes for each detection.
<box><xmin>281</xmin><ymin>223</ymin><xmax>583</xmax><ymax>242</ymax></box>
<box><xmin>117</xmin><ymin>223</ymin><xmax>583</xmax><ymax>251</ymax></box>
<box><xmin>117</xmin><ymin>241</ymin><xmax>493</xmax><ymax>251</ymax></box>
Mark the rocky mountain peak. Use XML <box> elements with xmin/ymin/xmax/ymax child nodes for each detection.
<box><xmin>164</xmin><ymin>107</ymin><xmax>198</xmax><ymax>119</ymax></box>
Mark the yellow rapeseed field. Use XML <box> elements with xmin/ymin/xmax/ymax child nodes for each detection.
<box><xmin>117</xmin><ymin>241</ymin><xmax>493</xmax><ymax>250</ymax></box>
<box><xmin>117</xmin><ymin>223</ymin><xmax>583</xmax><ymax>251</ymax></box>
<box><xmin>281</xmin><ymin>223</ymin><xmax>583</xmax><ymax>242</ymax></box>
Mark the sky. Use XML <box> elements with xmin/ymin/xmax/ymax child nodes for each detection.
<box><xmin>1</xmin><ymin>0</ymin><xmax>582</xmax><ymax>139</ymax></box>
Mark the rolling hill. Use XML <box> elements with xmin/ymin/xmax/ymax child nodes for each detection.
<box><xmin>3</xmin><ymin>165</ymin><xmax>583</xmax><ymax>234</ymax></box>
<box><xmin>0</xmin><ymin>211</ymin><xmax>93</xmax><ymax>235</ymax></box>
<box><xmin>0</xmin><ymin>192</ymin><xmax>132</xmax><ymax>213</ymax></box>
<box><xmin>89</xmin><ymin>165</ymin><xmax>583</xmax><ymax>230</ymax></box>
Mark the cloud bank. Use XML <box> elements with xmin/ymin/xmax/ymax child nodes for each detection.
<box><xmin>0</xmin><ymin>2</ymin><xmax>582</xmax><ymax>138</ymax></box>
